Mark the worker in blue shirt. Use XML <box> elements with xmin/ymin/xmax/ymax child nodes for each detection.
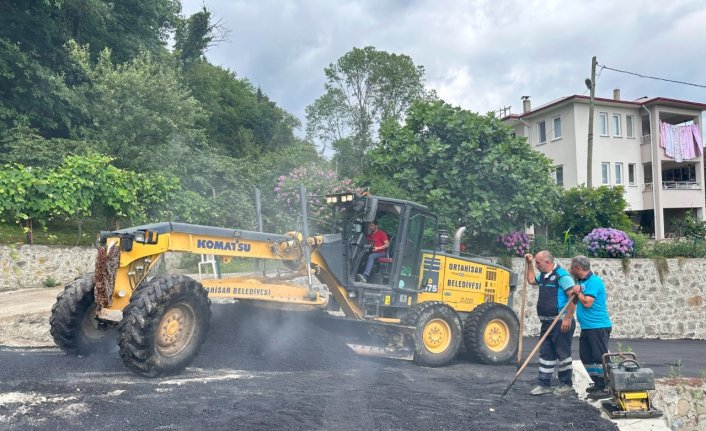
<box><xmin>570</xmin><ymin>255</ymin><xmax>613</xmax><ymax>400</ymax></box>
<box><xmin>524</xmin><ymin>251</ymin><xmax>577</xmax><ymax>396</ymax></box>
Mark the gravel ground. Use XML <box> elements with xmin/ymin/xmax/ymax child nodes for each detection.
<box><xmin>0</xmin><ymin>303</ymin><xmax>619</xmax><ymax>431</ymax></box>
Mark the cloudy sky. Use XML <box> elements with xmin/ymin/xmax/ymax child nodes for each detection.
<box><xmin>181</xmin><ymin>0</ymin><xmax>706</xmax><ymax>130</ymax></box>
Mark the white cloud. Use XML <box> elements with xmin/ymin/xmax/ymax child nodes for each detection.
<box><xmin>181</xmin><ymin>0</ymin><xmax>706</xmax><ymax>128</ymax></box>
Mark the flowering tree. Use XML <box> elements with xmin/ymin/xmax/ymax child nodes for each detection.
<box><xmin>273</xmin><ymin>163</ymin><xmax>362</xmax><ymax>231</ymax></box>
<box><xmin>583</xmin><ymin>228</ymin><xmax>634</xmax><ymax>258</ymax></box>
<box><xmin>498</xmin><ymin>231</ymin><xmax>531</xmax><ymax>257</ymax></box>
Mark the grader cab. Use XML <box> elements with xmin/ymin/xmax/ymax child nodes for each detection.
<box><xmin>50</xmin><ymin>191</ymin><xmax>520</xmax><ymax>377</ymax></box>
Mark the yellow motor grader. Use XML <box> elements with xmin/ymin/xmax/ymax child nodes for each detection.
<box><xmin>50</xmin><ymin>191</ymin><xmax>520</xmax><ymax>377</ymax></box>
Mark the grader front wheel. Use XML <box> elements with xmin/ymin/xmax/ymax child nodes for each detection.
<box><xmin>118</xmin><ymin>275</ymin><xmax>211</xmax><ymax>377</ymax></box>
<box><xmin>50</xmin><ymin>273</ymin><xmax>118</xmax><ymax>355</ymax></box>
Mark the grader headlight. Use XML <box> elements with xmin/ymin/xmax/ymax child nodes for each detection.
<box><xmin>325</xmin><ymin>193</ymin><xmax>355</xmax><ymax>205</ymax></box>
<box><xmin>134</xmin><ymin>229</ymin><xmax>159</xmax><ymax>245</ymax></box>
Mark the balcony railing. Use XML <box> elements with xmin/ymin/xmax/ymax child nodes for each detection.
<box><xmin>641</xmin><ymin>134</ymin><xmax>651</xmax><ymax>145</ymax></box>
<box><xmin>644</xmin><ymin>181</ymin><xmax>701</xmax><ymax>191</ymax></box>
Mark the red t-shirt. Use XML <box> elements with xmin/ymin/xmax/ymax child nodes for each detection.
<box><xmin>367</xmin><ymin>229</ymin><xmax>388</xmax><ymax>249</ymax></box>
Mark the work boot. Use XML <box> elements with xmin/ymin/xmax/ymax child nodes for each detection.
<box><xmin>530</xmin><ymin>385</ymin><xmax>553</xmax><ymax>396</ymax></box>
<box><xmin>356</xmin><ymin>274</ymin><xmax>367</xmax><ymax>283</ymax></box>
<box><xmin>587</xmin><ymin>389</ymin><xmax>610</xmax><ymax>400</ymax></box>
<box><xmin>586</xmin><ymin>384</ymin><xmax>604</xmax><ymax>394</ymax></box>
<box><xmin>553</xmin><ymin>384</ymin><xmax>573</xmax><ymax>396</ymax></box>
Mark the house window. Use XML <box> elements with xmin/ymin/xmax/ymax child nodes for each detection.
<box><xmin>612</xmin><ymin>114</ymin><xmax>622</xmax><ymax>137</ymax></box>
<box><xmin>615</xmin><ymin>162</ymin><xmax>624</xmax><ymax>184</ymax></box>
<box><xmin>599</xmin><ymin>112</ymin><xmax>608</xmax><ymax>136</ymax></box>
<box><xmin>601</xmin><ymin>162</ymin><xmax>610</xmax><ymax>185</ymax></box>
<box><xmin>626</xmin><ymin>115</ymin><xmax>634</xmax><ymax>138</ymax></box>
<box><xmin>628</xmin><ymin>163</ymin><xmax>636</xmax><ymax>185</ymax></box>
<box><xmin>552</xmin><ymin>116</ymin><xmax>562</xmax><ymax>140</ymax></box>
<box><xmin>538</xmin><ymin>121</ymin><xmax>547</xmax><ymax>144</ymax></box>
<box><xmin>555</xmin><ymin>165</ymin><xmax>564</xmax><ymax>187</ymax></box>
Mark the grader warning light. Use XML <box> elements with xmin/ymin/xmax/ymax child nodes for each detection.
<box><xmin>326</xmin><ymin>193</ymin><xmax>354</xmax><ymax>204</ymax></box>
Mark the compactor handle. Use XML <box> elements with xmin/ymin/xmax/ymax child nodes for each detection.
<box><xmin>618</xmin><ymin>359</ymin><xmax>640</xmax><ymax>372</ymax></box>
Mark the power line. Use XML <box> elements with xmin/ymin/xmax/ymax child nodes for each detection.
<box><xmin>598</xmin><ymin>64</ymin><xmax>706</xmax><ymax>89</ymax></box>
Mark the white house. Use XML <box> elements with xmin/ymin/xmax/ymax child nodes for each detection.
<box><xmin>503</xmin><ymin>91</ymin><xmax>706</xmax><ymax>240</ymax></box>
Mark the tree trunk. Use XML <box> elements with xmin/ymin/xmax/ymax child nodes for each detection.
<box><xmin>26</xmin><ymin>218</ymin><xmax>33</xmax><ymax>244</ymax></box>
<box><xmin>75</xmin><ymin>219</ymin><xmax>83</xmax><ymax>246</ymax></box>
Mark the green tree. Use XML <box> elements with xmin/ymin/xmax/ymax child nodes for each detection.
<box><xmin>0</xmin><ymin>38</ymin><xmax>81</xmax><ymax>138</ymax></box>
<box><xmin>67</xmin><ymin>42</ymin><xmax>207</xmax><ymax>173</ymax></box>
<box><xmin>552</xmin><ymin>185</ymin><xmax>634</xmax><ymax>239</ymax></box>
<box><xmin>0</xmin><ymin>154</ymin><xmax>179</xmax><ymax>243</ymax></box>
<box><xmin>180</xmin><ymin>61</ymin><xmax>299</xmax><ymax>158</ymax></box>
<box><xmin>0</xmin><ymin>0</ymin><xmax>180</xmax><ymax>136</ymax></box>
<box><xmin>368</xmin><ymin>100</ymin><xmax>560</xmax><ymax>242</ymax></box>
<box><xmin>0</xmin><ymin>0</ymin><xmax>179</xmax><ymax>66</ymax></box>
<box><xmin>0</xmin><ymin>125</ymin><xmax>91</xmax><ymax>167</ymax></box>
<box><xmin>305</xmin><ymin>88</ymin><xmax>351</xmax><ymax>155</ymax></box>
<box><xmin>306</xmin><ymin>46</ymin><xmax>429</xmax><ymax>176</ymax></box>
<box><xmin>173</xmin><ymin>6</ymin><xmax>229</xmax><ymax>65</ymax></box>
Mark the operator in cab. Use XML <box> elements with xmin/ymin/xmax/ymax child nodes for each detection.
<box><xmin>356</xmin><ymin>221</ymin><xmax>389</xmax><ymax>283</ymax></box>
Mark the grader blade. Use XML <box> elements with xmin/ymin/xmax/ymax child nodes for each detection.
<box><xmin>314</xmin><ymin>314</ymin><xmax>416</xmax><ymax>361</ymax></box>
<box><xmin>346</xmin><ymin>344</ymin><xmax>413</xmax><ymax>361</ymax></box>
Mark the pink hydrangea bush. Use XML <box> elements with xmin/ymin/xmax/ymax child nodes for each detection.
<box><xmin>583</xmin><ymin>228</ymin><xmax>634</xmax><ymax>258</ymax></box>
<box><xmin>498</xmin><ymin>231</ymin><xmax>531</xmax><ymax>257</ymax></box>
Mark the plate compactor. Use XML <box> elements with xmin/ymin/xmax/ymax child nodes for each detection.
<box><xmin>600</xmin><ymin>352</ymin><xmax>663</xmax><ymax>419</ymax></box>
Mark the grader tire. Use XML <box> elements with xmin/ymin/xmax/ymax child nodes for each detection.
<box><xmin>463</xmin><ymin>302</ymin><xmax>519</xmax><ymax>365</ymax></box>
<box><xmin>118</xmin><ymin>275</ymin><xmax>211</xmax><ymax>377</ymax></box>
<box><xmin>404</xmin><ymin>301</ymin><xmax>462</xmax><ymax>367</ymax></box>
<box><xmin>50</xmin><ymin>273</ymin><xmax>118</xmax><ymax>355</ymax></box>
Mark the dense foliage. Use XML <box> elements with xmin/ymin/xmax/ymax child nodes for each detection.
<box><xmin>552</xmin><ymin>185</ymin><xmax>634</xmax><ymax>239</ymax></box>
<box><xmin>0</xmin><ymin>1</ymin><xmax>319</xmax><ymax>241</ymax></box>
<box><xmin>368</xmin><ymin>100</ymin><xmax>560</xmax><ymax>242</ymax></box>
<box><xmin>0</xmin><ymin>154</ymin><xmax>177</xmax><ymax>242</ymax></box>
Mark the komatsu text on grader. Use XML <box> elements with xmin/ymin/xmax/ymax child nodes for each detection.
<box><xmin>50</xmin><ymin>190</ymin><xmax>521</xmax><ymax>377</ymax></box>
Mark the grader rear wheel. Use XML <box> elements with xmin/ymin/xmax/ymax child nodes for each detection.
<box><xmin>404</xmin><ymin>302</ymin><xmax>462</xmax><ymax>367</ymax></box>
<box><xmin>50</xmin><ymin>273</ymin><xmax>118</xmax><ymax>355</ymax></box>
<box><xmin>463</xmin><ymin>302</ymin><xmax>519</xmax><ymax>365</ymax></box>
<box><xmin>118</xmin><ymin>275</ymin><xmax>211</xmax><ymax>377</ymax></box>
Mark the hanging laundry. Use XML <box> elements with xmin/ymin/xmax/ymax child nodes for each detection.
<box><xmin>691</xmin><ymin>124</ymin><xmax>703</xmax><ymax>156</ymax></box>
<box><xmin>659</xmin><ymin>121</ymin><xmax>703</xmax><ymax>160</ymax></box>
<box><xmin>673</xmin><ymin>126</ymin><xmax>684</xmax><ymax>162</ymax></box>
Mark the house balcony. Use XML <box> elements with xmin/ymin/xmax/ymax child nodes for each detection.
<box><xmin>644</xmin><ymin>181</ymin><xmax>701</xmax><ymax>191</ymax></box>
<box><xmin>643</xmin><ymin>181</ymin><xmax>704</xmax><ymax>209</ymax></box>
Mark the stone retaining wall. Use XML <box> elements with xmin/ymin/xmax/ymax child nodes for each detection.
<box><xmin>0</xmin><ymin>245</ymin><xmax>95</xmax><ymax>292</ymax></box>
<box><xmin>2</xmin><ymin>246</ymin><xmax>705</xmax><ymax>339</ymax></box>
<box><xmin>505</xmin><ymin>257</ymin><xmax>706</xmax><ymax>339</ymax></box>
<box><xmin>653</xmin><ymin>379</ymin><xmax>706</xmax><ymax>430</ymax></box>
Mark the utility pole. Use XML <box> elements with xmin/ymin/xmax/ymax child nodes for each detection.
<box><xmin>586</xmin><ymin>56</ymin><xmax>597</xmax><ymax>188</ymax></box>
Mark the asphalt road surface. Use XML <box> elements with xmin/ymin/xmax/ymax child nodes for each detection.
<box><xmin>521</xmin><ymin>337</ymin><xmax>705</xmax><ymax>379</ymax></box>
<box><xmin>1</xmin><ymin>303</ymin><xmax>699</xmax><ymax>430</ymax></box>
